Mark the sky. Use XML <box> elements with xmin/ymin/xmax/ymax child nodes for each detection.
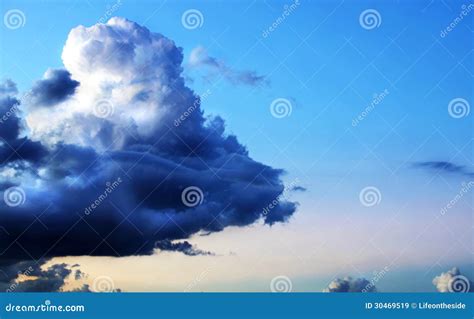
<box><xmin>0</xmin><ymin>0</ymin><xmax>473</xmax><ymax>293</ymax></box>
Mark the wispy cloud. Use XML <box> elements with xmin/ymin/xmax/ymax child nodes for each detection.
<box><xmin>188</xmin><ymin>46</ymin><xmax>267</xmax><ymax>86</ymax></box>
<box><xmin>155</xmin><ymin>240</ymin><xmax>214</xmax><ymax>256</ymax></box>
<box><xmin>413</xmin><ymin>161</ymin><xmax>474</xmax><ymax>177</ymax></box>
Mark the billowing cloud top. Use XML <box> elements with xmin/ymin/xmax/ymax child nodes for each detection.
<box><xmin>432</xmin><ymin>268</ymin><xmax>473</xmax><ymax>293</ymax></box>
<box><xmin>0</xmin><ymin>18</ymin><xmax>297</xmax><ymax>265</ymax></box>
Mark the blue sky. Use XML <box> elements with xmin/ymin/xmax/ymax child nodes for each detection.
<box><xmin>2</xmin><ymin>0</ymin><xmax>471</xmax><ymax>170</ymax></box>
<box><xmin>0</xmin><ymin>0</ymin><xmax>473</xmax><ymax>292</ymax></box>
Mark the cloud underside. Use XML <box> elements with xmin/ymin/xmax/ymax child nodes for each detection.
<box><xmin>414</xmin><ymin>161</ymin><xmax>473</xmax><ymax>177</ymax></box>
<box><xmin>0</xmin><ymin>259</ymin><xmax>90</xmax><ymax>292</ymax></box>
<box><xmin>323</xmin><ymin>277</ymin><xmax>376</xmax><ymax>292</ymax></box>
<box><xmin>0</xmin><ymin>16</ymin><xmax>296</xmax><ymax>274</ymax></box>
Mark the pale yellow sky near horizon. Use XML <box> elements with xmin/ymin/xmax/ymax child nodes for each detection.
<box><xmin>46</xmin><ymin>199</ymin><xmax>471</xmax><ymax>292</ymax></box>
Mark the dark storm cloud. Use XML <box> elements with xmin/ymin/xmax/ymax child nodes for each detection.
<box><xmin>0</xmin><ymin>18</ymin><xmax>297</xmax><ymax>266</ymax></box>
<box><xmin>0</xmin><ymin>140</ymin><xmax>295</xmax><ymax>259</ymax></box>
<box><xmin>74</xmin><ymin>269</ymin><xmax>84</xmax><ymax>280</ymax></box>
<box><xmin>155</xmin><ymin>240</ymin><xmax>214</xmax><ymax>256</ymax></box>
<box><xmin>0</xmin><ymin>259</ymin><xmax>90</xmax><ymax>292</ymax></box>
<box><xmin>0</xmin><ymin>96</ymin><xmax>21</xmax><ymax>140</ymax></box>
<box><xmin>413</xmin><ymin>161</ymin><xmax>473</xmax><ymax>177</ymax></box>
<box><xmin>0</xmin><ymin>95</ymin><xmax>48</xmax><ymax>163</ymax></box>
<box><xmin>323</xmin><ymin>277</ymin><xmax>376</xmax><ymax>292</ymax></box>
<box><xmin>29</xmin><ymin>69</ymin><xmax>79</xmax><ymax>106</ymax></box>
